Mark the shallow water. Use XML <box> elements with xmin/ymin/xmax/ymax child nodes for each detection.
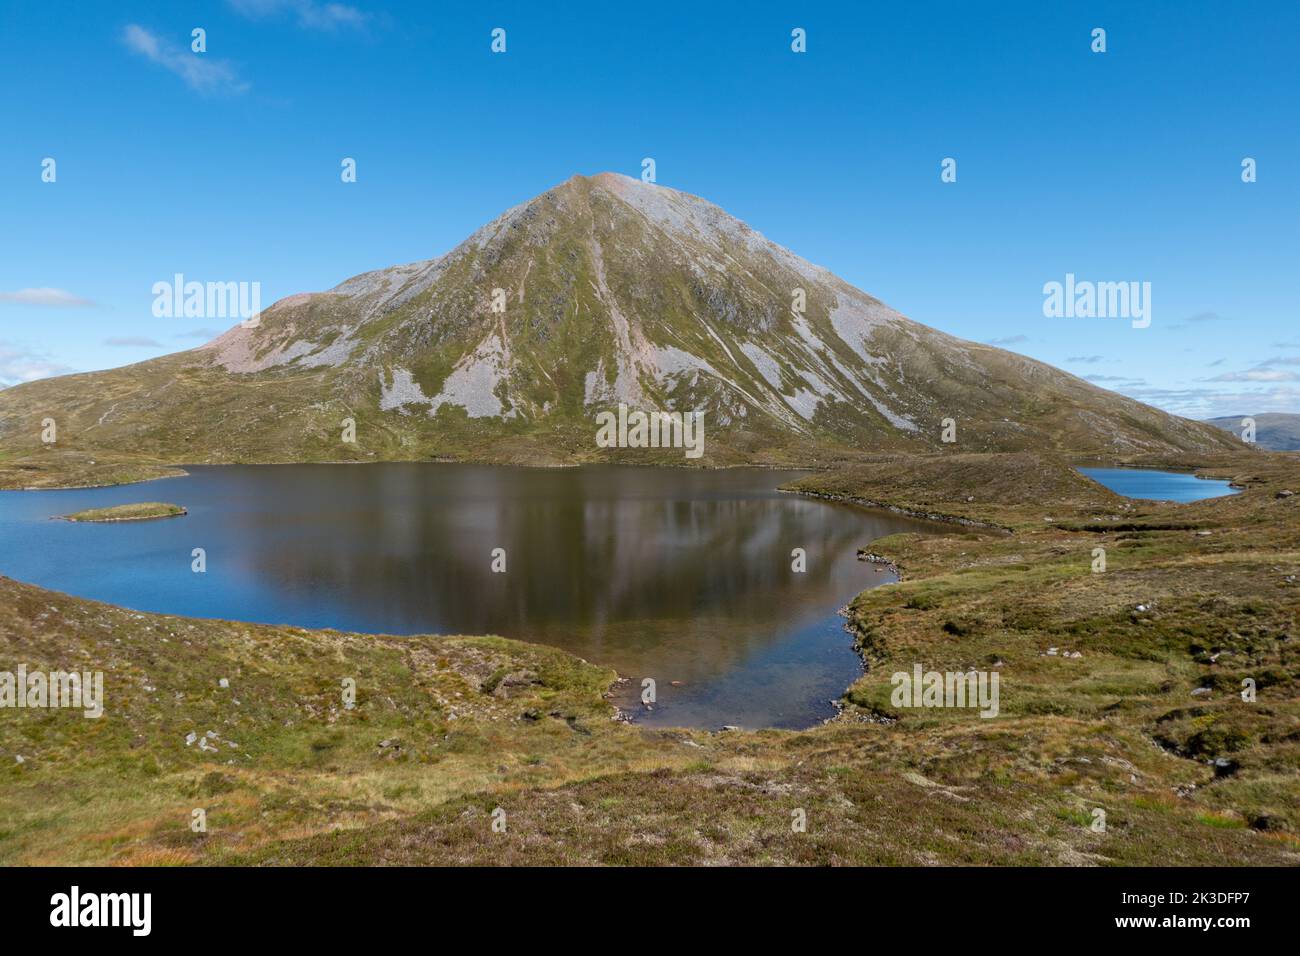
<box><xmin>1077</xmin><ymin>467</ymin><xmax>1239</xmax><ymax>503</ymax></box>
<box><xmin>0</xmin><ymin>463</ymin><xmax>935</xmax><ymax>729</ymax></box>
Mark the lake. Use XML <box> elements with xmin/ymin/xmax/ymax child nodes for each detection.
<box><xmin>1078</xmin><ymin>467</ymin><xmax>1239</xmax><ymax>502</ymax></box>
<box><xmin>0</xmin><ymin>464</ymin><xmax>936</xmax><ymax>729</ymax></box>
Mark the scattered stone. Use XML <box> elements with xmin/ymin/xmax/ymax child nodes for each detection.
<box><xmin>15</xmin><ymin>755</ymin><xmax>25</xmax><ymax>764</ymax></box>
<box><xmin>218</xmin><ymin>678</ymin><xmax>229</xmax><ymax>688</ymax></box>
<box><xmin>1190</xmin><ymin>687</ymin><xmax>1212</xmax><ymax>697</ymax></box>
<box><xmin>1046</xmin><ymin>647</ymin><xmax>1059</xmax><ymax>656</ymax></box>
<box><xmin>185</xmin><ymin>732</ymin><xmax>198</xmax><ymax>746</ymax></box>
<box><xmin>1275</xmin><ymin>490</ymin><xmax>1294</xmax><ymax>499</ymax></box>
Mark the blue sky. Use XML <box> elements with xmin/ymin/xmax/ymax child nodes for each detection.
<box><xmin>2</xmin><ymin>0</ymin><xmax>1297</xmax><ymax>418</ymax></box>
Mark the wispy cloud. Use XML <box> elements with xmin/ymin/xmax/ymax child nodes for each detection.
<box><xmin>1210</xmin><ymin>368</ymin><xmax>1299</xmax><ymax>382</ymax></box>
<box><xmin>0</xmin><ymin>343</ymin><xmax>75</xmax><ymax>386</ymax></box>
<box><xmin>228</xmin><ymin>0</ymin><xmax>368</xmax><ymax>30</ymax></box>
<box><xmin>122</xmin><ymin>25</ymin><xmax>249</xmax><ymax>94</ymax></box>
<box><xmin>0</xmin><ymin>287</ymin><xmax>95</xmax><ymax>307</ymax></box>
<box><xmin>1165</xmin><ymin>310</ymin><xmax>1231</xmax><ymax>332</ymax></box>
<box><xmin>1066</xmin><ymin>355</ymin><xmax>1104</xmax><ymax>364</ymax></box>
<box><xmin>174</xmin><ymin>328</ymin><xmax>222</xmax><ymax>340</ymax></box>
<box><xmin>985</xmin><ymin>335</ymin><xmax>1027</xmax><ymax>346</ymax></box>
<box><xmin>104</xmin><ymin>336</ymin><xmax>165</xmax><ymax>348</ymax></box>
<box><xmin>1115</xmin><ymin>383</ymin><xmax>1300</xmax><ymax>418</ymax></box>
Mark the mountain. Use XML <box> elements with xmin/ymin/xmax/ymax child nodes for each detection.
<box><xmin>0</xmin><ymin>173</ymin><xmax>1241</xmax><ymax>468</ymax></box>
<box><xmin>1205</xmin><ymin>413</ymin><xmax>1300</xmax><ymax>452</ymax></box>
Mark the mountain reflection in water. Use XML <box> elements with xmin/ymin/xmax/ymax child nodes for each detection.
<box><xmin>0</xmin><ymin>464</ymin><xmax>936</xmax><ymax>728</ymax></box>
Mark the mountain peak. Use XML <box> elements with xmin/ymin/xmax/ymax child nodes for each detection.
<box><xmin>0</xmin><ymin>178</ymin><xmax>1242</xmax><ymax>463</ymax></box>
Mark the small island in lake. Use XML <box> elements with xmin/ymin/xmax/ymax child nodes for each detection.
<box><xmin>58</xmin><ymin>502</ymin><xmax>187</xmax><ymax>522</ymax></box>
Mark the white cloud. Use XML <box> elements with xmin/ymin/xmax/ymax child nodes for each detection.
<box><xmin>1116</xmin><ymin>382</ymin><xmax>1300</xmax><ymax>418</ymax></box>
<box><xmin>122</xmin><ymin>25</ymin><xmax>249</xmax><ymax>94</ymax></box>
<box><xmin>228</xmin><ymin>0</ymin><xmax>368</xmax><ymax>30</ymax></box>
<box><xmin>0</xmin><ymin>287</ymin><xmax>95</xmax><ymax>307</ymax></box>
<box><xmin>0</xmin><ymin>343</ymin><xmax>75</xmax><ymax>386</ymax></box>
<box><xmin>1210</xmin><ymin>368</ymin><xmax>1299</xmax><ymax>383</ymax></box>
<box><xmin>104</xmin><ymin>336</ymin><xmax>165</xmax><ymax>348</ymax></box>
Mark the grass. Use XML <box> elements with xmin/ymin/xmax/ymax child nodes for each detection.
<box><xmin>0</xmin><ymin>449</ymin><xmax>1296</xmax><ymax>865</ymax></box>
<box><xmin>0</xmin><ymin>448</ymin><xmax>186</xmax><ymax>491</ymax></box>
<box><xmin>59</xmin><ymin>502</ymin><xmax>187</xmax><ymax>522</ymax></box>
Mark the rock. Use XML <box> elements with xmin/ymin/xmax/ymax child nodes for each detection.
<box><xmin>720</xmin><ymin>725</ymin><xmax>741</xmax><ymax>732</ymax></box>
<box><xmin>14</xmin><ymin>755</ymin><xmax>25</xmax><ymax>764</ymax></box>
<box><xmin>218</xmin><ymin>678</ymin><xmax>229</xmax><ymax>688</ymax></box>
<box><xmin>1046</xmin><ymin>647</ymin><xmax>1059</xmax><ymax>656</ymax></box>
<box><xmin>185</xmin><ymin>732</ymin><xmax>198</xmax><ymax>746</ymax></box>
<box><xmin>1194</xmin><ymin>531</ymin><xmax>1212</xmax><ymax>537</ymax></box>
<box><xmin>1276</xmin><ymin>490</ymin><xmax>1294</xmax><ymax>499</ymax></box>
<box><xmin>1190</xmin><ymin>687</ymin><xmax>1212</xmax><ymax>697</ymax></box>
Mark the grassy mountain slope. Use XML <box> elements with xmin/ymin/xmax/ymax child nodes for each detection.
<box><xmin>0</xmin><ymin>174</ymin><xmax>1241</xmax><ymax>481</ymax></box>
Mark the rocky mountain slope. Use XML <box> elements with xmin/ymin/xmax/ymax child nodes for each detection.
<box><xmin>0</xmin><ymin>173</ymin><xmax>1241</xmax><ymax>467</ymax></box>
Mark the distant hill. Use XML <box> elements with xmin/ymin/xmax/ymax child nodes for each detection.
<box><xmin>1204</xmin><ymin>413</ymin><xmax>1300</xmax><ymax>451</ymax></box>
<box><xmin>0</xmin><ymin>173</ymin><xmax>1240</xmax><ymax>466</ymax></box>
